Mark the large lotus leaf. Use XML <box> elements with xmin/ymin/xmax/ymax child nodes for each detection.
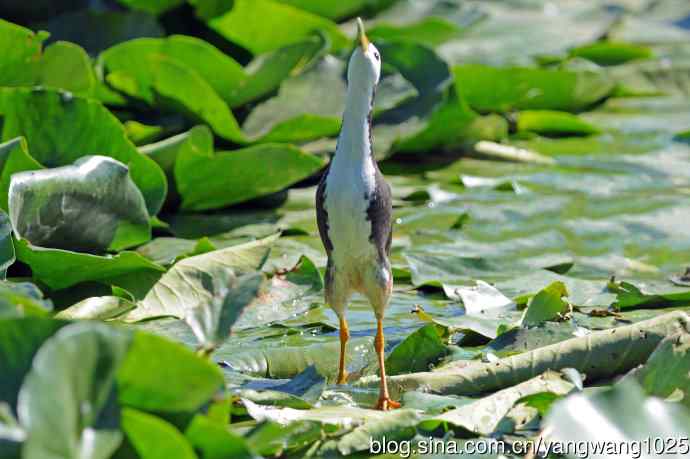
<box><xmin>14</xmin><ymin>239</ymin><xmax>165</xmax><ymax>290</ymax></box>
<box><xmin>17</xmin><ymin>322</ymin><xmax>131</xmax><ymax>459</ymax></box>
<box><xmin>233</xmin><ymin>255</ymin><xmax>322</xmax><ymax>330</ymax></box>
<box><xmin>276</xmin><ymin>0</ymin><xmax>377</xmax><ymax>20</ymax></box>
<box><xmin>122</xmin><ymin>408</ymin><xmax>198</xmax><ymax>459</ymax></box>
<box><xmin>220</xmin><ymin>336</ymin><xmax>376</xmax><ymax>381</ymax></box>
<box><xmin>100</xmin><ymin>35</ymin><xmax>245</xmax><ymax>106</ymax></box>
<box><xmin>385</xmin><ymin>323</ymin><xmax>448</xmax><ymax>376</ymax></box>
<box><xmin>135</xmin><ymin>236</ymin><xmax>216</xmax><ymax>266</ymax></box>
<box><xmin>368</xmin><ymin>17</ymin><xmax>464</xmax><ymax>47</ymax></box>
<box><xmin>184</xmin><ymin>414</ymin><xmax>255</xmax><ymax>459</ymax></box>
<box><xmin>37</xmin><ymin>41</ymin><xmax>97</xmax><ymax>96</ymax></box>
<box><xmin>610</xmin><ymin>57</ymin><xmax>690</xmax><ymax>96</ymax></box>
<box><xmin>0</xmin><ymin>20</ymin><xmax>96</xmax><ymax>97</ymax></box>
<box><xmin>116</xmin><ymin>332</ymin><xmax>224</xmax><ymax>413</ymax></box>
<box><xmin>241</xmin><ymin>56</ymin><xmax>344</xmax><ymax>142</ymax></box>
<box><xmin>0</xmin><ymin>211</ymin><xmax>13</xmax><ymax>279</ymax></box>
<box><xmin>569</xmin><ymin>41</ymin><xmax>653</xmax><ymax>66</ymax></box>
<box><xmin>243</xmin><ymin>55</ymin><xmax>417</xmax><ymax>143</ymax></box>
<box><xmin>545</xmin><ymin>379</ymin><xmax>690</xmax><ymax>458</ymax></box>
<box><xmin>195</xmin><ymin>0</ymin><xmax>348</xmax><ymax>54</ymax></box>
<box><xmin>521</xmin><ymin>281</ymin><xmax>569</xmax><ymax>327</ymax></box>
<box><xmin>632</xmin><ymin>332</ymin><xmax>690</xmax><ymax>408</ymax></box>
<box><xmin>0</xmin><ymin>318</ymin><xmax>66</xmax><ymax>413</ymax></box>
<box><xmin>0</xmin><ymin>20</ymin><xmax>46</xmax><ymax>86</ymax></box>
<box><xmin>55</xmin><ymin>296</ymin><xmax>136</xmax><ymax>321</ymax></box>
<box><xmin>437</xmin><ymin>2</ymin><xmax>611</xmax><ymax>66</ymax></box>
<box><xmin>33</xmin><ymin>10</ymin><xmax>165</xmax><ymax>55</ymax></box>
<box><xmin>9</xmin><ymin>156</ymin><xmax>151</xmax><ymax>252</ymax></box>
<box><xmin>227</xmin><ymin>37</ymin><xmax>326</xmax><ymax>108</ymax></box>
<box><xmin>336</xmin><ymin>409</ymin><xmax>422</xmax><ymax>455</ymax></box>
<box><xmin>124</xmin><ymin>234</ymin><xmax>277</xmax><ymax>322</ymax></box>
<box><xmin>175</xmin><ymin>141</ymin><xmax>325</xmax><ymax>211</ymax></box>
<box><xmin>453</xmin><ymin>64</ymin><xmax>614</xmax><ymax>113</ymax></box>
<box><xmin>0</xmin><ymin>88</ymin><xmax>167</xmax><ymax>215</ymax></box>
<box><xmin>370</xmin><ymin>41</ymin><xmax>505</xmax><ymax>156</ymax></box>
<box><xmin>116</xmin><ymin>0</ymin><xmax>184</xmax><ymax>15</ymax></box>
<box><xmin>0</xmin><ymin>281</ymin><xmax>52</xmax><ymax>319</ymax></box>
<box><xmin>186</xmin><ymin>271</ymin><xmax>264</xmax><ymax>351</ymax></box>
<box><xmin>106</xmin><ymin>55</ymin><xmax>245</xmax><ymax>143</ymax></box>
<box><xmin>516</xmin><ymin>110</ymin><xmax>600</xmax><ymax>137</ymax></box>
<box><xmin>0</xmin><ymin>138</ymin><xmax>42</xmax><ymax>212</ymax></box>
<box><xmin>608</xmin><ymin>279</ymin><xmax>690</xmax><ymax>309</ymax></box>
<box><xmin>139</xmin><ymin>125</ymin><xmax>214</xmax><ymax>209</ymax></box>
<box><xmin>420</xmin><ymin>371</ymin><xmax>574</xmax><ymax>436</ymax></box>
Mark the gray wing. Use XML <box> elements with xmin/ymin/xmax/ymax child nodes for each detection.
<box><xmin>315</xmin><ymin>165</ymin><xmax>333</xmax><ymax>255</ymax></box>
<box><xmin>367</xmin><ymin>168</ymin><xmax>393</xmax><ymax>258</ymax></box>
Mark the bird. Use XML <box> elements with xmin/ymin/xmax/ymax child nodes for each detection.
<box><xmin>315</xmin><ymin>18</ymin><xmax>399</xmax><ymax>410</ymax></box>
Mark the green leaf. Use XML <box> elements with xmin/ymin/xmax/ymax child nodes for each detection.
<box><xmin>453</xmin><ymin>64</ymin><xmax>614</xmax><ymax>113</ymax></box>
<box><xmin>368</xmin><ymin>17</ymin><xmax>463</xmax><ymax>47</ymax></box>
<box><xmin>116</xmin><ymin>0</ymin><xmax>184</xmax><ymax>15</ymax></box>
<box><xmin>220</xmin><ymin>336</ymin><xmax>376</xmax><ymax>381</ymax></box>
<box><xmin>569</xmin><ymin>41</ymin><xmax>653</xmax><ymax>66</ymax></box>
<box><xmin>122</xmin><ymin>408</ymin><xmax>198</xmax><ymax>459</ymax></box>
<box><xmin>9</xmin><ymin>156</ymin><xmax>151</xmax><ymax>252</ymax></box>
<box><xmin>14</xmin><ymin>238</ymin><xmax>165</xmax><ymax>290</ymax></box>
<box><xmin>100</xmin><ymin>36</ymin><xmax>245</xmax><ymax>106</ymax></box>
<box><xmin>55</xmin><ymin>296</ymin><xmax>136</xmax><ymax>320</ymax></box>
<box><xmin>0</xmin><ymin>88</ymin><xmax>167</xmax><ymax>215</ymax></box>
<box><xmin>241</xmin><ymin>57</ymin><xmax>344</xmax><ymax>142</ymax></box>
<box><xmin>37</xmin><ymin>41</ymin><xmax>97</xmax><ymax>96</ymax></box>
<box><xmin>337</xmin><ymin>409</ymin><xmax>421</xmax><ymax>455</ymax></box>
<box><xmin>184</xmin><ymin>415</ymin><xmax>255</xmax><ymax>459</ymax></box>
<box><xmin>386</xmin><ymin>324</ymin><xmax>448</xmax><ymax>375</ymax></box>
<box><xmin>236</xmin><ymin>255</ymin><xmax>322</xmax><ymax>331</ymax></box>
<box><xmin>135</xmin><ymin>236</ymin><xmax>215</xmax><ymax>266</ymax></box>
<box><xmin>0</xmin><ymin>282</ymin><xmax>52</xmax><ymax>319</ymax></box>
<box><xmin>106</xmin><ymin>55</ymin><xmax>245</xmax><ymax>143</ymax></box>
<box><xmin>175</xmin><ymin>142</ymin><xmax>325</xmax><ymax>211</ymax></box>
<box><xmin>18</xmin><ymin>322</ymin><xmax>131</xmax><ymax>459</ymax></box>
<box><xmin>227</xmin><ymin>37</ymin><xmax>326</xmax><ymax>108</ymax></box>
<box><xmin>0</xmin><ymin>19</ymin><xmax>46</xmax><ymax>86</ymax></box>
<box><xmin>124</xmin><ymin>234</ymin><xmax>277</xmax><ymax>322</ymax></box>
<box><xmin>420</xmin><ymin>371</ymin><xmax>574</xmax><ymax>435</ymax></box>
<box><xmin>0</xmin><ymin>211</ymin><xmax>14</xmax><ymax>278</ymax></box>
<box><xmin>125</xmin><ymin>121</ymin><xmax>165</xmax><ymax>145</ymax></box>
<box><xmin>516</xmin><ymin>110</ymin><xmax>600</xmax><ymax>136</ymax></box>
<box><xmin>0</xmin><ymin>21</ymin><xmax>96</xmax><ymax>96</ymax></box>
<box><xmin>187</xmin><ymin>272</ymin><xmax>265</xmax><ymax>351</ymax></box>
<box><xmin>275</xmin><ymin>0</ymin><xmax>372</xmax><ymax>20</ymax></box>
<box><xmin>633</xmin><ymin>333</ymin><xmax>690</xmax><ymax>407</ymax></box>
<box><xmin>196</xmin><ymin>0</ymin><xmax>348</xmax><ymax>54</ymax></box>
<box><xmin>546</xmin><ymin>379</ymin><xmax>690</xmax><ymax>451</ymax></box>
<box><xmin>0</xmin><ymin>138</ymin><xmax>43</xmax><ymax>212</ymax></box>
<box><xmin>520</xmin><ymin>281</ymin><xmax>569</xmax><ymax>327</ymax></box>
<box><xmin>0</xmin><ymin>317</ymin><xmax>66</xmax><ymax>412</ymax></box>
<box><xmin>117</xmin><ymin>332</ymin><xmax>224</xmax><ymax>412</ymax></box>
<box><xmin>609</xmin><ymin>279</ymin><xmax>690</xmax><ymax>310</ymax></box>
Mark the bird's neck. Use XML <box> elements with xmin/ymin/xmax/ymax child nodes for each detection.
<box><xmin>335</xmin><ymin>82</ymin><xmax>375</xmax><ymax>164</ymax></box>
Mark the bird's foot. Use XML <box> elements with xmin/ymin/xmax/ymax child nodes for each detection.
<box><xmin>375</xmin><ymin>396</ymin><xmax>401</xmax><ymax>411</ymax></box>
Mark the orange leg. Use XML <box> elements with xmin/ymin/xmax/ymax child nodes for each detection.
<box><xmin>337</xmin><ymin>316</ymin><xmax>350</xmax><ymax>384</ymax></box>
<box><xmin>374</xmin><ymin>318</ymin><xmax>400</xmax><ymax>410</ymax></box>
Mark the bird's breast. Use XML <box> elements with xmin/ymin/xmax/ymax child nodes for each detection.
<box><xmin>324</xmin><ymin>158</ymin><xmax>378</xmax><ymax>268</ymax></box>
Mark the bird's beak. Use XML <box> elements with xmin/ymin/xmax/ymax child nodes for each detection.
<box><xmin>356</xmin><ymin>17</ymin><xmax>369</xmax><ymax>52</ymax></box>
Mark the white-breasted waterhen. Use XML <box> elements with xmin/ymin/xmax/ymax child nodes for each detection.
<box><xmin>315</xmin><ymin>18</ymin><xmax>399</xmax><ymax>410</ymax></box>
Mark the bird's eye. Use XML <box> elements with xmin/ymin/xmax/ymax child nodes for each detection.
<box><xmin>374</xmin><ymin>51</ymin><xmax>380</xmax><ymax>60</ymax></box>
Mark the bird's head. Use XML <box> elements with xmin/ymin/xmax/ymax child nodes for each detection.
<box><xmin>347</xmin><ymin>18</ymin><xmax>381</xmax><ymax>90</ymax></box>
